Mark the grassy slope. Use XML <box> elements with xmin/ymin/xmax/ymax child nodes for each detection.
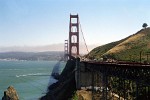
<box><xmin>88</xmin><ymin>31</ymin><xmax>130</xmax><ymax>59</ymax></box>
<box><xmin>88</xmin><ymin>41</ymin><xmax>120</xmax><ymax>59</ymax></box>
<box><xmin>89</xmin><ymin>28</ymin><xmax>150</xmax><ymax>62</ymax></box>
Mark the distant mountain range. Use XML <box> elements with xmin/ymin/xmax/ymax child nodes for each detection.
<box><xmin>0</xmin><ymin>43</ymin><xmax>98</xmax><ymax>61</ymax></box>
<box><xmin>0</xmin><ymin>44</ymin><xmax>64</xmax><ymax>52</ymax></box>
<box><xmin>0</xmin><ymin>43</ymin><xmax>97</xmax><ymax>54</ymax></box>
<box><xmin>0</xmin><ymin>51</ymin><xmax>64</xmax><ymax>61</ymax></box>
<box><xmin>88</xmin><ymin>27</ymin><xmax>150</xmax><ymax>62</ymax></box>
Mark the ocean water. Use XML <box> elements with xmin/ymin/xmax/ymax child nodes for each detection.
<box><xmin>0</xmin><ymin>61</ymin><xmax>66</xmax><ymax>100</ymax></box>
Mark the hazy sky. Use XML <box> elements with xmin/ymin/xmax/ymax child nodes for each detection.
<box><xmin>0</xmin><ymin>0</ymin><xmax>150</xmax><ymax>47</ymax></box>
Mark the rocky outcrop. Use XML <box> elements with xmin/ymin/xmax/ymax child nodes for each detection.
<box><xmin>2</xmin><ymin>86</ymin><xmax>19</xmax><ymax>100</ymax></box>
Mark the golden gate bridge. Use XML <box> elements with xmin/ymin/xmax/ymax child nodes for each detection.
<box><xmin>62</xmin><ymin>14</ymin><xmax>150</xmax><ymax>100</ymax></box>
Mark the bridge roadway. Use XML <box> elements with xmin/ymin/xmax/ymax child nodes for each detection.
<box><xmin>78</xmin><ymin>61</ymin><xmax>150</xmax><ymax>100</ymax></box>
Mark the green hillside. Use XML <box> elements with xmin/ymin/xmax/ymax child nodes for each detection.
<box><xmin>88</xmin><ymin>28</ymin><xmax>150</xmax><ymax>62</ymax></box>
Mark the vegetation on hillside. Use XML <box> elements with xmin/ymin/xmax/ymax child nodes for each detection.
<box><xmin>87</xmin><ymin>41</ymin><xmax>120</xmax><ymax>59</ymax></box>
<box><xmin>88</xmin><ymin>27</ymin><xmax>150</xmax><ymax>62</ymax></box>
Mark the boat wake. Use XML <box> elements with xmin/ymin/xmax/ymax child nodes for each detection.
<box><xmin>16</xmin><ymin>73</ymin><xmax>50</xmax><ymax>77</ymax></box>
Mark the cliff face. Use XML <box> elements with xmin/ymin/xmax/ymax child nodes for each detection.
<box><xmin>2</xmin><ymin>86</ymin><xmax>19</xmax><ymax>100</ymax></box>
<box><xmin>40</xmin><ymin>58</ymin><xmax>77</xmax><ymax>100</ymax></box>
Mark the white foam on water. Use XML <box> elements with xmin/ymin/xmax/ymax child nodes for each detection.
<box><xmin>16</xmin><ymin>73</ymin><xmax>49</xmax><ymax>77</ymax></box>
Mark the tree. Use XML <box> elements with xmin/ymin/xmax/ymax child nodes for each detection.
<box><xmin>142</xmin><ymin>23</ymin><xmax>148</xmax><ymax>29</ymax></box>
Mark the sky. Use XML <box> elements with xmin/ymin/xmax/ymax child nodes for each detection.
<box><xmin>0</xmin><ymin>0</ymin><xmax>150</xmax><ymax>51</ymax></box>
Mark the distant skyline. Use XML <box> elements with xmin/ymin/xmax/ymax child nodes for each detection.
<box><xmin>0</xmin><ymin>0</ymin><xmax>150</xmax><ymax>48</ymax></box>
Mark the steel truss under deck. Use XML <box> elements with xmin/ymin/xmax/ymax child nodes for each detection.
<box><xmin>81</xmin><ymin>61</ymin><xmax>150</xmax><ymax>100</ymax></box>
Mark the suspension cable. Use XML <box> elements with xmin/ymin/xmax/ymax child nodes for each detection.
<box><xmin>79</xmin><ymin>20</ymin><xmax>90</xmax><ymax>54</ymax></box>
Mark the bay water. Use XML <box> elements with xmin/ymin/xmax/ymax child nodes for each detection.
<box><xmin>0</xmin><ymin>61</ymin><xmax>66</xmax><ymax>100</ymax></box>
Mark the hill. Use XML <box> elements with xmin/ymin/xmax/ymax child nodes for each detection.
<box><xmin>0</xmin><ymin>51</ymin><xmax>64</xmax><ymax>61</ymax></box>
<box><xmin>88</xmin><ymin>27</ymin><xmax>150</xmax><ymax>62</ymax></box>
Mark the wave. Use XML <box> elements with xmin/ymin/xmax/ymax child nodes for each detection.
<box><xmin>16</xmin><ymin>73</ymin><xmax>50</xmax><ymax>77</ymax></box>
<box><xmin>1</xmin><ymin>69</ymin><xmax>21</xmax><ymax>71</ymax></box>
<box><xmin>9</xmin><ymin>69</ymin><xmax>21</xmax><ymax>70</ymax></box>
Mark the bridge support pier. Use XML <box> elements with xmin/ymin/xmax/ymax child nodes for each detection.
<box><xmin>75</xmin><ymin>57</ymin><xmax>81</xmax><ymax>89</ymax></box>
<box><xmin>92</xmin><ymin>69</ymin><xmax>94</xmax><ymax>100</ymax></box>
<box><xmin>123</xmin><ymin>79</ymin><xmax>126</xmax><ymax>100</ymax></box>
<box><xmin>102</xmin><ymin>70</ymin><xmax>108</xmax><ymax>100</ymax></box>
<box><xmin>136</xmin><ymin>82</ymin><xmax>139</xmax><ymax>100</ymax></box>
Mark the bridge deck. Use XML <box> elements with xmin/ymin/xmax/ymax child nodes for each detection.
<box><xmin>83</xmin><ymin>61</ymin><xmax>150</xmax><ymax>67</ymax></box>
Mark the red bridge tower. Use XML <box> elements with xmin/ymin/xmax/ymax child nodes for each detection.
<box><xmin>64</xmin><ymin>40</ymin><xmax>68</xmax><ymax>61</ymax></box>
<box><xmin>69</xmin><ymin>14</ymin><xmax>79</xmax><ymax>57</ymax></box>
